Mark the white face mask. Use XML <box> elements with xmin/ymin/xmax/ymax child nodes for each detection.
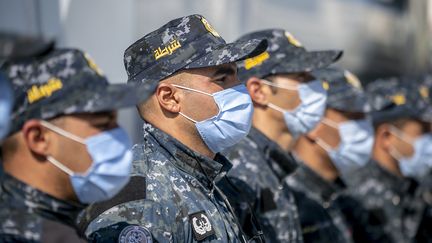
<box><xmin>389</xmin><ymin>126</ymin><xmax>432</xmax><ymax>178</ymax></box>
<box><xmin>173</xmin><ymin>84</ymin><xmax>253</xmax><ymax>153</ymax></box>
<box><xmin>262</xmin><ymin>79</ymin><xmax>327</xmax><ymax>138</ymax></box>
<box><xmin>314</xmin><ymin>118</ymin><xmax>374</xmax><ymax>175</ymax></box>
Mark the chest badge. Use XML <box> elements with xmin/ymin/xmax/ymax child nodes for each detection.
<box><xmin>118</xmin><ymin>225</ymin><xmax>153</xmax><ymax>243</ymax></box>
<box><xmin>189</xmin><ymin>211</ymin><xmax>216</xmax><ymax>241</ymax></box>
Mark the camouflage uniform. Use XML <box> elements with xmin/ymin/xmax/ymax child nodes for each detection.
<box><xmin>76</xmin><ymin>14</ymin><xmax>268</xmax><ymax>243</ymax></box>
<box><xmin>0</xmin><ymin>49</ymin><xmax>149</xmax><ymax>242</ymax></box>
<box><xmin>346</xmin><ymin>160</ymin><xmax>426</xmax><ymax>243</ymax></box>
<box><xmin>284</xmin><ymin>163</ymin><xmax>353</xmax><ymax>243</ymax></box>
<box><xmin>0</xmin><ymin>173</ymin><xmax>85</xmax><ymax>243</ymax></box>
<box><xmin>218</xmin><ymin>29</ymin><xmax>341</xmax><ymax>243</ymax></box>
<box><xmin>79</xmin><ymin>121</ymin><xmax>245</xmax><ymax>242</ymax></box>
<box><xmin>218</xmin><ymin>127</ymin><xmax>302</xmax><ymax>242</ymax></box>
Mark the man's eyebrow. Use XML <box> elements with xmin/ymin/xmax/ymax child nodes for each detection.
<box><xmin>211</xmin><ymin>66</ymin><xmax>236</xmax><ymax>78</ymax></box>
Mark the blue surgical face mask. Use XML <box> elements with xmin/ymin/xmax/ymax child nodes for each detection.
<box><xmin>0</xmin><ymin>77</ymin><xmax>13</xmax><ymax>141</ymax></box>
<box><xmin>173</xmin><ymin>84</ymin><xmax>253</xmax><ymax>153</ymax></box>
<box><xmin>389</xmin><ymin>126</ymin><xmax>432</xmax><ymax>178</ymax></box>
<box><xmin>40</xmin><ymin>121</ymin><xmax>133</xmax><ymax>204</ymax></box>
<box><xmin>314</xmin><ymin>118</ymin><xmax>374</xmax><ymax>175</ymax></box>
<box><xmin>262</xmin><ymin>79</ymin><xmax>327</xmax><ymax>138</ymax></box>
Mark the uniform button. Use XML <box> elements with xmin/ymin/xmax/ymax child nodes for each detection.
<box><xmin>392</xmin><ymin>196</ymin><xmax>400</xmax><ymax>205</ymax></box>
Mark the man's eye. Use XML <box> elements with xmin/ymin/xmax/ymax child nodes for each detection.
<box><xmin>215</xmin><ymin>76</ymin><xmax>227</xmax><ymax>82</ymax></box>
<box><xmin>95</xmin><ymin>123</ymin><xmax>111</xmax><ymax>130</ymax></box>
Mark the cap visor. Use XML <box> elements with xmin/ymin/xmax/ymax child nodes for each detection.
<box><xmin>183</xmin><ymin>38</ymin><xmax>267</xmax><ymax>69</ymax></box>
<box><xmin>272</xmin><ymin>49</ymin><xmax>343</xmax><ymax>74</ymax></box>
<box><xmin>56</xmin><ymin>82</ymin><xmax>156</xmax><ymax>115</ymax></box>
<box><xmin>90</xmin><ymin>82</ymin><xmax>156</xmax><ymax>112</ymax></box>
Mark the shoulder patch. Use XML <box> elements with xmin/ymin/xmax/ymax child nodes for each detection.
<box><xmin>189</xmin><ymin>211</ymin><xmax>216</xmax><ymax>241</ymax></box>
<box><xmin>118</xmin><ymin>225</ymin><xmax>153</xmax><ymax>243</ymax></box>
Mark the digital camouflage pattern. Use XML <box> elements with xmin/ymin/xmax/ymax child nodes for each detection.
<box><xmin>346</xmin><ymin>160</ymin><xmax>427</xmax><ymax>243</ymax></box>
<box><xmin>235</xmin><ymin>29</ymin><xmax>342</xmax><ymax>82</ymax></box>
<box><xmin>285</xmin><ymin>163</ymin><xmax>358</xmax><ymax>243</ymax></box>
<box><xmin>0</xmin><ymin>173</ymin><xmax>85</xmax><ymax>243</ymax></box>
<box><xmin>366</xmin><ymin>76</ymin><xmax>430</xmax><ymax>125</ymax></box>
<box><xmin>218</xmin><ymin>127</ymin><xmax>303</xmax><ymax>242</ymax></box>
<box><xmin>0</xmin><ymin>32</ymin><xmax>54</xmax><ymax>65</ymax></box>
<box><xmin>313</xmin><ymin>68</ymin><xmax>370</xmax><ymax>113</ymax></box>
<box><xmin>124</xmin><ymin>14</ymin><xmax>267</xmax><ymax>85</ymax></box>
<box><xmin>2</xmin><ymin>48</ymin><xmax>152</xmax><ymax>135</ymax></box>
<box><xmin>79</xmin><ymin>121</ymin><xmax>246</xmax><ymax>242</ymax></box>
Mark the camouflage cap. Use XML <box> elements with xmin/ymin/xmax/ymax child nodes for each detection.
<box><xmin>366</xmin><ymin>76</ymin><xmax>429</xmax><ymax>124</ymax></box>
<box><xmin>313</xmin><ymin>68</ymin><xmax>370</xmax><ymax>113</ymax></box>
<box><xmin>124</xmin><ymin>14</ymin><xmax>267</xmax><ymax>89</ymax></box>
<box><xmin>2</xmin><ymin>48</ymin><xmax>153</xmax><ymax>135</ymax></box>
<box><xmin>0</xmin><ymin>32</ymin><xmax>54</xmax><ymax>64</ymax></box>
<box><xmin>236</xmin><ymin>29</ymin><xmax>343</xmax><ymax>82</ymax></box>
<box><xmin>411</xmin><ymin>73</ymin><xmax>432</xmax><ymax>121</ymax></box>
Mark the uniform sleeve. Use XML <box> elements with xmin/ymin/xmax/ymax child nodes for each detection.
<box><xmin>85</xmin><ymin>199</ymin><xmax>176</xmax><ymax>243</ymax></box>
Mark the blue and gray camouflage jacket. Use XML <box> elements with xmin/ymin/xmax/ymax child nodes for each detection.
<box><xmin>0</xmin><ymin>173</ymin><xmax>85</xmax><ymax>243</ymax></box>
<box><xmin>79</xmin><ymin>121</ymin><xmax>246</xmax><ymax>243</ymax></box>
<box><xmin>346</xmin><ymin>160</ymin><xmax>427</xmax><ymax>243</ymax></box>
<box><xmin>218</xmin><ymin>127</ymin><xmax>303</xmax><ymax>243</ymax></box>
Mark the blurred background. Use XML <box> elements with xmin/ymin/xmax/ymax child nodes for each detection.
<box><xmin>1</xmin><ymin>0</ymin><xmax>431</xmax><ymax>143</ymax></box>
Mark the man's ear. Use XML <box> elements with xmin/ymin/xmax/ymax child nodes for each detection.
<box><xmin>376</xmin><ymin>123</ymin><xmax>392</xmax><ymax>151</ymax></box>
<box><xmin>155</xmin><ymin>83</ymin><xmax>182</xmax><ymax>113</ymax></box>
<box><xmin>246</xmin><ymin>77</ymin><xmax>272</xmax><ymax>106</ymax></box>
<box><xmin>21</xmin><ymin>120</ymin><xmax>51</xmax><ymax>156</ymax></box>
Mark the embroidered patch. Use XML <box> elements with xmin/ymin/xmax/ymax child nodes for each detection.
<box><xmin>244</xmin><ymin>51</ymin><xmax>270</xmax><ymax>70</ymax></box>
<box><xmin>200</xmin><ymin>17</ymin><xmax>220</xmax><ymax>37</ymax></box>
<box><xmin>285</xmin><ymin>31</ymin><xmax>302</xmax><ymax>47</ymax></box>
<box><xmin>189</xmin><ymin>211</ymin><xmax>215</xmax><ymax>241</ymax></box>
<box><xmin>84</xmin><ymin>53</ymin><xmax>104</xmax><ymax>76</ymax></box>
<box><xmin>344</xmin><ymin>70</ymin><xmax>362</xmax><ymax>89</ymax></box>
<box><xmin>118</xmin><ymin>225</ymin><xmax>153</xmax><ymax>243</ymax></box>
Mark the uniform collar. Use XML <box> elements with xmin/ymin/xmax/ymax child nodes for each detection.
<box><xmin>366</xmin><ymin>160</ymin><xmax>414</xmax><ymax>195</ymax></box>
<box><xmin>143</xmin><ymin>121</ymin><xmax>232</xmax><ymax>189</ymax></box>
<box><xmin>0</xmin><ymin>173</ymin><xmax>85</xmax><ymax>227</ymax></box>
<box><xmin>247</xmin><ymin>127</ymin><xmax>298</xmax><ymax>180</ymax></box>
<box><xmin>288</xmin><ymin>163</ymin><xmax>344</xmax><ymax>204</ymax></box>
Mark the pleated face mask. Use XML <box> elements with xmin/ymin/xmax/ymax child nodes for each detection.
<box><xmin>173</xmin><ymin>84</ymin><xmax>253</xmax><ymax>153</ymax></box>
<box><xmin>41</xmin><ymin>121</ymin><xmax>133</xmax><ymax>204</ymax></box>
<box><xmin>263</xmin><ymin>79</ymin><xmax>327</xmax><ymax>138</ymax></box>
<box><xmin>315</xmin><ymin>118</ymin><xmax>374</xmax><ymax>175</ymax></box>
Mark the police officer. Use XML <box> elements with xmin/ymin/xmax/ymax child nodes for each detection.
<box><xmin>217</xmin><ymin>29</ymin><xmax>342</xmax><ymax>242</ymax></box>
<box><xmin>0</xmin><ymin>32</ymin><xmax>54</xmax><ymax>141</ymax></box>
<box><xmin>0</xmin><ymin>48</ymin><xmax>150</xmax><ymax>242</ymax></box>
<box><xmin>287</xmin><ymin>68</ymin><xmax>390</xmax><ymax>242</ymax></box>
<box><xmin>78</xmin><ymin>14</ymin><xmax>267</xmax><ymax>242</ymax></box>
<box><xmin>345</xmin><ymin>77</ymin><xmax>431</xmax><ymax>243</ymax></box>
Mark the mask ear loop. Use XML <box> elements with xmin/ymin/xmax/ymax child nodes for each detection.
<box><xmin>388</xmin><ymin>125</ymin><xmax>415</xmax><ymax>145</ymax></box>
<box><xmin>40</xmin><ymin>120</ymin><xmax>85</xmax><ymax>144</ymax></box>
<box><xmin>310</xmin><ymin>118</ymin><xmax>339</xmax><ymax>153</ymax></box>
<box><xmin>172</xmin><ymin>84</ymin><xmax>220</xmax><ymax>124</ymax></box>
<box><xmin>39</xmin><ymin>120</ymin><xmax>87</xmax><ymax>176</ymax></box>
<box><xmin>46</xmin><ymin>156</ymin><xmax>75</xmax><ymax>176</ymax></box>
<box><xmin>320</xmin><ymin>118</ymin><xmax>339</xmax><ymax>130</ymax></box>
<box><xmin>260</xmin><ymin>79</ymin><xmax>299</xmax><ymax>90</ymax></box>
<box><xmin>388</xmin><ymin>125</ymin><xmax>416</xmax><ymax>161</ymax></box>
